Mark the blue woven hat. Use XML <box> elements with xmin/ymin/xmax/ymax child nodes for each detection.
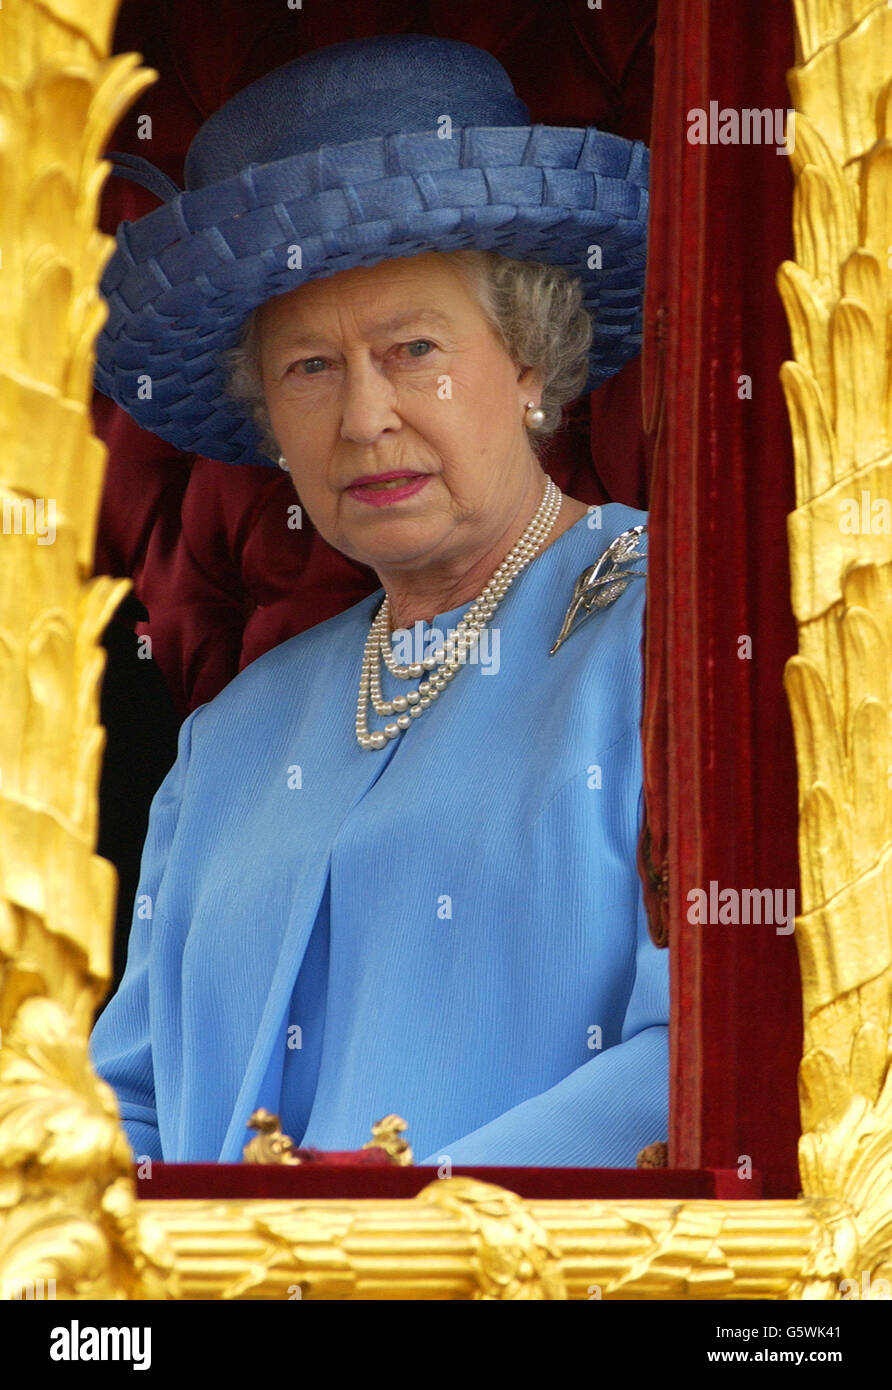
<box><xmin>95</xmin><ymin>33</ymin><xmax>649</xmax><ymax>469</ymax></box>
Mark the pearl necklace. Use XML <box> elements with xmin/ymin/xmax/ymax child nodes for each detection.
<box><xmin>355</xmin><ymin>478</ymin><xmax>563</xmax><ymax>750</ymax></box>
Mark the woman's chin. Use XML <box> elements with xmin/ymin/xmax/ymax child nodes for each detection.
<box><xmin>340</xmin><ymin>512</ymin><xmax>452</xmax><ymax>569</ymax></box>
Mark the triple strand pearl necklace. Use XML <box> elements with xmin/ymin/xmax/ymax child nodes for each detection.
<box><xmin>355</xmin><ymin>477</ymin><xmax>563</xmax><ymax>750</ymax></box>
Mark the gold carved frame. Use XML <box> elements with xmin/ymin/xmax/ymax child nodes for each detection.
<box><xmin>1</xmin><ymin>0</ymin><xmax>890</xmax><ymax>1300</ymax></box>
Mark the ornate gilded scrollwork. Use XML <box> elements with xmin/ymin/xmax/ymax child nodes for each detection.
<box><xmin>0</xmin><ymin>1</ymin><xmax>175</xmax><ymax>1301</ymax></box>
<box><xmin>416</xmin><ymin>1179</ymin><xmax>566</xmax><ymax>1299</ymax></box>
<box><xmin>0</xmin><ymin>0</ymin><xmax>889</xmax><ymax>1302</ymax></box>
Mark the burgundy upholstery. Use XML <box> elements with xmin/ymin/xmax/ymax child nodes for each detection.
<box><xmin>135</xmin><ymin>1162</ymin><xmax>769</xmax><ymax>1201</ymax></box>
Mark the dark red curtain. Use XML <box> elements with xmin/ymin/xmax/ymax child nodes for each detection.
<box><xmin>643</xmin><ymin>0</ymin><xmax>801</xmax><ymax>1187</ymax></box>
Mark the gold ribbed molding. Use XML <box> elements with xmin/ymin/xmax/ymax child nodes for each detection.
<box><xmin>143</xmin><ymin>1185</ymin><xmax>833</xmax><ymax>1300</ymax></box>
<box><xmin>0</xmin><ymin>0</ymin><xmax>889</xmax><ymax>1300</ymax></box>
<box><xmin>777</xmin><ymin>0</ymin><xmax>892</xmax><ymax>1277</ymax></box>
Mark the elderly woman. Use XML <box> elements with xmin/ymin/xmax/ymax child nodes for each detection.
<box><xmin>90</xmin><ymin>34</ymin><xmax>667</xmax><ymax>1167</ymax></box>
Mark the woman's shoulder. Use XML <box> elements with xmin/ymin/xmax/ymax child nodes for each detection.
<box><xmin>547</xmin><ymin>502</ymin><xmax>649</xmax><ymax>624</ymax></box>
<box><xmin>562</xmin><ymin>502</ymin><xmax>649</xmax><ymax>560</ymax></box>
<box><xmin>538</xmin><ymin>502</ymin><xmax>649</xmax><ymax>696</ymax></box>
<box><xmin>188</xmin><ymin>587</ymin><xmax>384</xmax><ymax>732</ymax></box>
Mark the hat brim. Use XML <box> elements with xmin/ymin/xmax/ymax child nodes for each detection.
<box><xmin>95</xmin><ymin>125</ymin><xmax>648</xmax><ymax>468</ymax></box>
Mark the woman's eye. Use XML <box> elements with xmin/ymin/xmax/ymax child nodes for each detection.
<box><xmin>404</xmin><ymin>339</ymin><xmax>434</xmax><ymax>358</ymax></box>
<box><xmin>293</xmin><ymin>357</ymin><xmax>327</xmax><ymax>375</ymax></box>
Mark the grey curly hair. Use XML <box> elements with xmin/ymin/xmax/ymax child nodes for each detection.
<box><xmin>221</xmin><ymin>250</ymin><xmax>593</xmax><ymax>462</ymax></box>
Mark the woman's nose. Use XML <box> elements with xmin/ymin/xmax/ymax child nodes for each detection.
<box><xmin>339</xmin><ymin>360</ymin><xmax>401</xmax><ymax>444</ymax></box>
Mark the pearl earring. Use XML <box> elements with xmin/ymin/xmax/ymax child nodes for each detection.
<box><xmin>524</xmin><ymin>401</ymin><xmax>546</xmax><ymax>430</ymax></box>
<box><xmin>278</xmin><ymin>454</ymin><xmax>289</xmax><ymax>469</ymax></box>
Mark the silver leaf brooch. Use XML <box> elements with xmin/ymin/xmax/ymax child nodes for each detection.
<box><xmin>549</xmin><ymin>524</ymin><xmax>648</xmax><ymax>656</ymax></box>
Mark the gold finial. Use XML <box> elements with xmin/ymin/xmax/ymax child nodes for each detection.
<box><xmin>243</xmin><ymin>1109</ymin><xmax>302</xmax><ymax>1165</ymax></box>
<box><xmin>363</xmin><ymin>1114</ymin><xmax>413</xmax><ymax>1166</ymax></box>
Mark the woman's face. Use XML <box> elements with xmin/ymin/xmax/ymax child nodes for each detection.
<box><xmin>257</xmin><ymin>252</ymin><xmax>544</xmax><ymax>578</ymax></box>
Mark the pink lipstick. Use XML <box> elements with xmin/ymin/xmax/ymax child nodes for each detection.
<box><xmin>347</xmin><ymin>473</ymin><xmax>431</xmax><ymax>507</ymax></box>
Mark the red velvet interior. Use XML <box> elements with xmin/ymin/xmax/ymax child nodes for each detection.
<box><xmin>135</xmin><ymin>1163</ymin><xmax>790</xmax><ymax>1201</ymax></box>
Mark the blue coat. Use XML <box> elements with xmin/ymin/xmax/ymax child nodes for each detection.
<box><xmin>90</xmin><ymin>504</ymin><xmax>668</xmax><ymax>1165</ymax></box>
